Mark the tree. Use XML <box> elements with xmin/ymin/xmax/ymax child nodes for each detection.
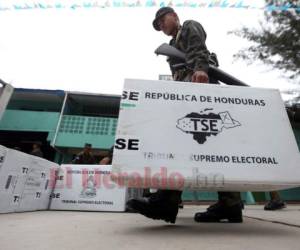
<box><xmin>230</xmin><ymin>0</ymin><xmax>300</xmax><ymax>79</ymax></box>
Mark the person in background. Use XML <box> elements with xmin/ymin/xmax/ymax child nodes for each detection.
<box><xmin>30</xmin><ymin>143</ymin><xmax>44</xmax><ymax>158</ymax></box>
<box><xmin>264</xmin><ymin>191</ymin><xmax>286</xmax><ymax>210</ymax></box>
<box><xmin>72</xmin><ymin>143</ymin><xmax>96</xmax><ymax>164</ymax></box>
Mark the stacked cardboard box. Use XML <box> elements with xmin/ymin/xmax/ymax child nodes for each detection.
<box><xmin>0</xmin><ymin>145</ymin><xmax>59</xmax><ymax>213</ymax></box>
<box><xmin>49</xmin><ymin>164</ymin><xmax>131</xmax><ymax>212</ymax></box>
<box><xmin>0</xmin><ymin>145</ymin><xmax>143</xmax><ymax>213</ymax></box>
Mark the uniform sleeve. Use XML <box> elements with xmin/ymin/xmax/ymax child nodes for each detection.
<box><xmin>181</xmin><ymin>21</ymin><xmax>210</xmax><ymax>73</ymax></box>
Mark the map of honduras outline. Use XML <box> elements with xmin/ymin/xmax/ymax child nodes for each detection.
<box><xmin>176</xmin><ymin>108</ymin><xmax>241</xmax><ymax>144</ymax></box>
<box><xmin>80</xmin><ymin>175</ymin><xmax>97</xmax><ymax>198</ymax></box>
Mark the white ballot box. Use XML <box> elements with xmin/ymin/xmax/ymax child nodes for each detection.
<box><xmin>49</xmin><ymin>165</ymin><xmax>127</xmax><ymax>212</ymax></box>
<box><xmin>111</xmin><ymin>79</ymin><xmax>300</xmax><ymax>192</ymax></box>
<box><xmin>0</xmin><ymin>145</ymin><xmax>59</xmax><ymax>213</ymax></box>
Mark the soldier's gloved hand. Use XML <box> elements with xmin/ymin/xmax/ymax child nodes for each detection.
<box><xmin>192</xmin><ymin>70</ymin><xmax>209</xmax><ymax>83</ymax></box>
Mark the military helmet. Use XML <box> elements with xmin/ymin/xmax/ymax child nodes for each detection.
<box><xmin>152</xmin><ymin>7</ymin><xmax>175</xmax><ymax>31</ymax></box>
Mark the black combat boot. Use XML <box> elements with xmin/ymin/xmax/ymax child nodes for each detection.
<box><xmin>264</xmin><ymin>200</ymin><xmax>286</xmax><ymax>211</ymax></box>
<box><xmin>126</xmin><ymin>190</ymin><xmax>181</xmax><ymax>224</ymax></box>
<box><xmin>194</xmin><ymin>202</ymin><xmax>243</xmax><ymax>223</ymax></box>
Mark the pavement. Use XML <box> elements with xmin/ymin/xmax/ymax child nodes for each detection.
<box><xmin>1</xmin><ymin>205</ymin><xmax>300</xmax><ymax>250</ymax></box>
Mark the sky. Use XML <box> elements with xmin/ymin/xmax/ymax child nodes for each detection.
<box><xmin>0</xmin><ymin>0</ymin><xmax>299</xmax><ymax>99</ymax></box>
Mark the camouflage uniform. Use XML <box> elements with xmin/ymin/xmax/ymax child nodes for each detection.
<box><xmin>165</xmin><ymin>19</ymin><xmax>241</xmax><ymax>207</ymax></box>
<box><xmin>169</xmin><ymin>20</ymin><xmax>211</xmax><ymax>81</ymax></box>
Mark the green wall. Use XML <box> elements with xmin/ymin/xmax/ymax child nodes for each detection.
<box><xmin>0</xmin><ymin>110</ymin><xmax>60</xmax><ymax>132</ymax></box>
<box><xmin>54</xmin><ymin>115</ymin><xmax>117</xmax><ymax>149</ymax></box>
<box><xmin>55</xmin><ymin>134</ymin><xmax>115</xmax><ymax>149</ymax></box>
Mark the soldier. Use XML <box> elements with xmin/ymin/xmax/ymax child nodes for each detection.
<box><xmin>30</xmin><ymin>142</ymin><xmax>44</xmax><ymax>158</ymax></box>
<box><xmin>264</xmin><ymin>191</ymin><xmax>286</xmax><ymax>210</ymax></box>
<box><xmin>126</xmin><ymin>7</ymin><xmax>243</xmax><ymax>224</ymax></box>
<box><xmin>73</xmin><ymin>143</ymin><xmax>96</xmax><ymax>165</ymax></box>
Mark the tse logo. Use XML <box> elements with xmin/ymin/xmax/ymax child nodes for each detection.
<box><xmin>50</xmin><ymin>193</ymin><xmax>60</xmax><ymax>199</ymax></box>
<box><xmin>122</xmin><ymin>91</ymin><xmax>139</xmax><ymax>101</ymax></box>
<box><xmin>115</xmin><ymin>138</ymin><xmax>139</xmax><ymax>150</ymax></box>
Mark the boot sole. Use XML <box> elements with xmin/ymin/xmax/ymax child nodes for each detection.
<box><xmin>127</xmin><ymin>200</ymin><xmax>177</xmax><ymax>224</ymax></box>
<box><xmin>194</xmin><ymin>213</ymin><xmax>243</xmax><ymax>223</ymax></box>
<box><xmin>194</xmin><ymin>217</ymin><xmax>243</xmax><ymax>223</ymax></box>
<box><xmin>264</xmin><ymin>204</ymin><xmax>286</xmax><ymax>211</ymax></box>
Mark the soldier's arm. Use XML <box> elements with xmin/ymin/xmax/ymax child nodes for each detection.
<box><xmin>183</xmin><ymin>20</ymin><xmax>210</xmax><ymax>72</ymax></box>
<box><xmin>183</xmin><ymin>21</ymin><xmax>210</xmax><ymax>83</ymax></box>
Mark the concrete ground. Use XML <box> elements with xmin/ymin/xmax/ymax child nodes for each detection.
<box><xmin>1</xmin><ymin>205</ymin><xmax>300</xmax><ymax>250</ymax></box>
